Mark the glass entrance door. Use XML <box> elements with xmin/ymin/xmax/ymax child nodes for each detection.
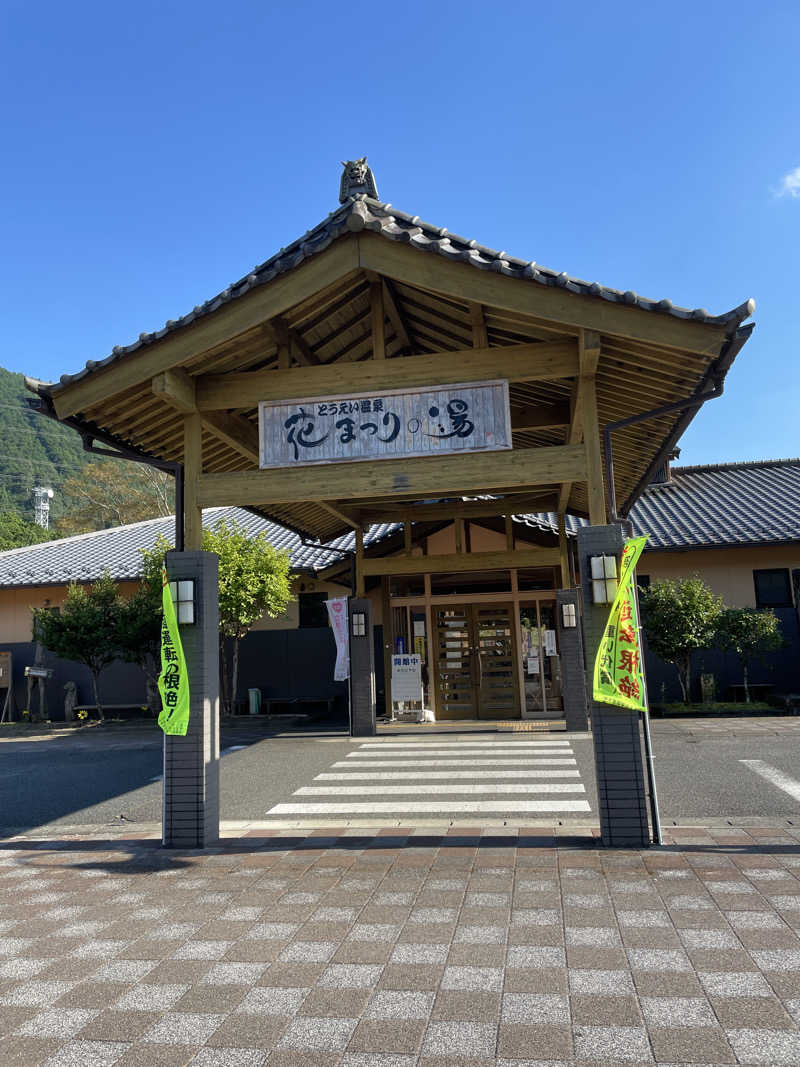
<box><xmin>519</xmin><ymin>600</ymin><xmax>563</xmax><ymax>718</ymax></box>
<box><xmin>434</xmin><ymin>604</ymin><xmax>520</xmax><ymax>720</ymax></box>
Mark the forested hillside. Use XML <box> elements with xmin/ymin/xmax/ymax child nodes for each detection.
<box><xmin>0</xmin><ymin>367</ymin><xmax>89</xmax><ymax>524</ymax></box>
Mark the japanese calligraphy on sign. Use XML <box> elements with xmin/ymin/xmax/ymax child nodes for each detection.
<box><xmin>259</xmin><ymin>381</ymin><xmax>512</xmax><ymax>469</ymax></box>
<box><xmin>158</xmin><ymin>566</ymin><xmax>190</xmax><ymax>736</ymax></box>
<box><xmin>592</xmin><ymin>536</ymin><xmax>649</xmax><ymax>713</ymax></box>
<box><xmin>391</xmin><ymin>654</ymin><xmax>423</xmax><ymax>704</ymax></box>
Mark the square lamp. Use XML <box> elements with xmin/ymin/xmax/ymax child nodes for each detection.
<box><xmin>561</xmin><ymin>602</ymin><xmax>577</xmax><ymax>628</ymax></box>
<box><xmin>590</xmin><ymin>555</ymin><xmax>618</xmax><ymax>604</ymax></box>
<box><xmin>351</xmin><ymin>611</ymin><xmax>366</xmax><ymax>637</ymax></box>
<box><xmin>169</xmin><ymin>580</ymin><xmax>196</xmax><ymax>625</ymax></box>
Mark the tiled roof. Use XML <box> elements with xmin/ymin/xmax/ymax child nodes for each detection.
<box><xmin>39</xmin><ymin>195</ymin><xmax>753</xmax><ymax>394</ymax></box>
<box><xmin>515</xmin><ymin>460</ymin><xmax>800</xmax><ymax>550</ymax></box>
<box><xmin>0</xmin><ymin>508</ymin><xmax>399</xmax><ymax>588</ymax></box>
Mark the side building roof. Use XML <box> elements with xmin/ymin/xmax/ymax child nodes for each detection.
<box><xmin>516</xmin><ymin>459</ymin><xmax>800</xmax><ymax>550</ymax></box>
<box><xmin>0</xmin><ymin>508</ymin><xmax>398</xmax><ymax>589</ymax></box>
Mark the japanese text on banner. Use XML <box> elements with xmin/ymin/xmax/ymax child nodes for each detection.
<box><xmin>158</xmin><ymin>566</ymin><xmax>191</xmax><ymax>735</ymax></box>
<box><xmin>326</xmin><ymin>596</ymin><xmax>350</xmax><ymax>681</ymax></box>
<box><xmin>593</xmin><ymin>536</ymin><xmax>649</xmax><ymax>712</ymax></box>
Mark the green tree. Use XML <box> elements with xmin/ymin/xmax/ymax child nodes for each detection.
<box><xmin>715</xmin><ymin>607</ymin><xmax>783</xmax><ymax>703</ymax></box>
<box><xmin>639</xmin><ymin>576</ymin><xmax>723</xmax><ymax>704</ymax></box>
<box><xmin>116</xmin><ymin>536</ymin><xmax>172</xmax><ymax>713</ymax></box>
<box><xmin>0</xmin><ymin>512</ymin><xmax>53</xmax><ymax>551</ymax></box>
<box><xmin>32</xmin><ymin>574</ymin><xmax>122</xmax><ymax>721</ymax></box>
<box><xmin>203</xmin><ymin>519</ymin><xmax>293</xmax><ymax>714</ymax></box>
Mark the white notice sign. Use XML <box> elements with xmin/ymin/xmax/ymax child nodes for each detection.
<box><xmin>391</xmin><ymin>654</ymin><xmax>423</xmax><ymax>703</ymax></box>
<box><xmin>544</xmin><ymin>630</ymin><xmax>557</xmax><ymax>656</ymax></box>
<box><xmin>259</xmin><ymin>381</ymin><xmax>512</xmax><ymax>469</ymax></box>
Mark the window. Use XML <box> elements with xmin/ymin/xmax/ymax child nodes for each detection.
<box><xmin>299</xmin><ymin>592</ymin><xmax>329</xmax><ymax>628</ymax></box>
<box><xmin>753</xmin><ymin>568</ymin><xmax>793</xmax><ymax>609</ymax></box>
<box><xmin>637</xmin><ymin>574</ymin><xmax>651</xmax><ymax>591</ymax></box>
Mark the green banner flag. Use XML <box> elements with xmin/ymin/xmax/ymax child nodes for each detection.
<box><xmin>158</xmin><ymin>566</ymin><xmax>190</xmax><ymax>736</ymax></box>
<box><xmin>593</xmin><ymin>535</ymin><xmax>649</xmax><ymax>712</ymax></box>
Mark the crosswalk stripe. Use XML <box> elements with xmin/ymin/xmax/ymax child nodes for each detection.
<box><xmin>268</xmin><ymin>800</ymin><xmax>592</xmax><ymax>814</ymax></box>
<box><xmin>295</xmin><ymin>783</ymin><xmax>586</xmax><ymax>795</ymax></box>
<box><xmin>330</xmin><ymin>758</ymin><xmax>578</xmax><ymax>768</ymax></box>
<box><xmin>345</xmin><ymin>747</ymin><xmax>572</xmax><ymax>757</ymax></box>
<box><xmin>358</xmin><ymin>740</ymin><xmax>572</xmax><ymax>748</ymax></box>
<box><xmin>316</xmin><ymin>769</ymin><xmax>581</xmax><ymax>780</ymax></box>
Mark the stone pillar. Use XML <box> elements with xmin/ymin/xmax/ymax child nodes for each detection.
<box><xmin>556</xmin><ymin>589</ymin><xmax>589</xmax><ymax>732</ymax></box>
<box><xmin>348</xmin><ymin>597</ymin><xmax>376</xmax><ymax>737</ymax></box>
<box><xmin>576</xmin><ymin>525</ymin><xmax>650</xmax><ymax>848</ymax></box>
<box><xmin>162</xmin><ymin>550</ymin><xmax>220</xmax><ymax>848</ymax></box>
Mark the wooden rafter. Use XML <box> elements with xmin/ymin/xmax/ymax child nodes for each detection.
<box><xmin>361</xmin><ymin>548</ymin><xmax>560</xmax><ymax>577</ymax></box>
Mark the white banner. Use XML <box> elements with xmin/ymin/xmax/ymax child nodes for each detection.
<box><xmin>259</xmin><ymin>380</ymin><xmax>512</xmax><ymax>468</ymax></box>
<box><xmin>326</xmin><ymin>596</ymin><xmax>350</xmax><ymax>681</ymax></box>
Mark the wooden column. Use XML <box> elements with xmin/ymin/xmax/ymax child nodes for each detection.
<box><xmin>505</xmin><ymin>514</ymin><xmax>514</xmax><ymax>551</ymax></box>
<box><xmin>580</xmin><ymin>330</ymin><xmax>606</xmax><ymax>525</ymax></box>
<box><xmin>355</xmin><ymin>527</ymin><xmax>365</xmax><ymax>597</ymax></box>
<box><xmin>381</xmin><ymin>576</ymin><xmax>393</xmax><ymax>717</ymax></box>
<box><xmin>558</xmin><ymin>512</ymin><xmax>570</xmax><ymax>588</ymax></box>
<box><xmin>184</xmin><ymin>412</ymin><xmax>203</xmax><ymax>550</ymax></box>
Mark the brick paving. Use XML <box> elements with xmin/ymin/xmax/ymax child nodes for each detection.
<box><xmin>3</xmin><ymin>826</ymin><xmax>800</xmax><ymax>1064</ymax></box>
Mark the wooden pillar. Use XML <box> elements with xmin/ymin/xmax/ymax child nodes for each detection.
<box><xmin>403</xmin><ymin>518</ymin><xmax>412</xmax><ymax>557</ymax></box>
<box><xmin>355</xmin><ymin>527</ymin><xmax>365</xmax><ymax>597</ymax></box>
<box><xmin>370</xmin><ymin>282</ymin><xmax>386</xmax><ymax>360</ymax></box>
<box><xmin>580</xmin><ymin>330</ymin><xmax>606</xmax><ymax>525</ymax></box>
<box><xmin>558</xmin><ymin>512</ymin><xmax>570</xmax><ymax>588</ymax></box>
<box><xmin>505</xmin><ymin>514</ymin><xmax>514</xmax><ymax>551</ymax></box>
<box><xmin>455</xmin><ymin>518</ymin><xmax>465</xmax><ymax>554</ymax></box>
<box><xmin>183</xmin><ymin>412</ymin><xmax>203</xmax><ymax>550</ymax></box>
<box><xmin>381</xmin><ymin>576</ymin><xmax>393</xmax><ymax>717</ymax></box>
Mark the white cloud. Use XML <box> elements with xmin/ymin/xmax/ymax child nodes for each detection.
<box><xmin>776</xmin><ymin>166</ymin><xmax>800</xmax><ymax>198</ymax></box>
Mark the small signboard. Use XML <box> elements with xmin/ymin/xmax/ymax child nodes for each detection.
<box><xmin>259</xmin><ymin>380</ymin><xmax>512</xmax><ymax>469</ymax></box>
<box><xmin>391</xmin><ymin>654</ymin><xmax>423</xmax><ymax>704</ymax></box>
<box><xmin>544</xmin><ymin>629</ymin><xmax>557</xmax><ymax>656</ymax></box>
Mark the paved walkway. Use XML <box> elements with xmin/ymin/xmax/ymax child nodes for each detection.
<box><xmin>4</xmin><ymin>825</ymin><xmax>800</xmax><ymax>1065</ymax></box>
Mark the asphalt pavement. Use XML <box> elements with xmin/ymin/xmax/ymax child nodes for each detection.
<box><xmin>4</xmin><ymin>717</ymin><xmax>800</xmax><ymax>836</ymax></box>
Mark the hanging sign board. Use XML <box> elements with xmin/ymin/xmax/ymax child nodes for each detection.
<box><xmin>544</xmin><ymin>630</ymin><xmax>557</xmax><ymax>656</ymax></box>
<box><xmin>326</xmin><ymin>597</ymin><xmax>350</xmax><ymax>681</ymax></box>
<box><xmin>391</xmin><ymin>654</ymin><xmax>423</xmax><ymax>703</ymax></box>
<box><xmin>259</xmin><ymin>380</ymin><xmax>512</xmax><ymax>469</ymax></box>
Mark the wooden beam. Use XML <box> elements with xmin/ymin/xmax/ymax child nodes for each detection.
<box><xmin>152</xmin><ymin>368</ymin><xmax>196</xmax><ymax>412</ymax></box>
<box><xmin>370</xmin><ymin>282</ymin><xmax>386</xmax><ymax>360</ymax></box>
<box><xmin>271</xmin><ymin>317</ymin><xmax>320</xmax><ymax>367</ymax></box>
<box><xmin>318</xmin><ymin>501</ymin><xmax>360</xmax><ymax>530</ymax></box>
<box><xmin>184</xmin><ymin>412</ymin><xmax>203</xmax><ymax>550</ymax></box>
<box><xmin>558</xmin><ymin>329</ymin><xmax>602</xmax><ymax>514</ymax></box>
<box><xmin>200</xmin><ymin>411</ymin><xmax>259</xmax><ymax>464</ymax></box>
<box><xmin>505</xmin><ymin>514</ymin><xmax>514</xmax><ymax>551</ymax></box>
<box><xmin>403</xmin><ymin>519</ymin><xmax>412</xmax><ymax>557</ymax></box>
<box><xmin>272</xmin><ymin>318</ymin><xmax>291</xmax><ymax>370</ymax></box>
<box><xmin>195</xmin><ymin>340</ymin><xmax>579</xmax><ymax>410</ymax></box>
<box><xmin>195</xmin><ymin>445</ymin><xmax>587</xmax><ymax>508</ymax></box>
<box><xmin>52</xmin><ymin>237</ymin><xmax>361</xmax><ymax>418</ymax></box>
<box><xmin>151</xmin><ymin>370</ymin><xmax>261</xmax><ymax>465</ymax></box>
<box><xmin>583</xmin><ymin>377</ymin><xmax>606</xmax><ymax>525</ymax></box>
<box><xmin>511</xmin><ymin>402</ymin><xmax>570</xmax><ymax>433</ymax></box>
<box><xmin>455</xmin><ymin>518</ymin><xmax>464</xmax><ymax>553</ymax></box>
<box><xmin>558</xmin><ymin>512</ymin><xmax>569</xmax><ymax>587</ymax></box>
<box><xmin>470</xmin><ymin>303</ymin><xmax>488</xmax><ymax>348</ymax></box>
<box><xmin>357</xmin><ymin>231</ymin><xmax>727</xmax><ymax>355</ymax></box>
<box><xmin>379</xmin><ymin>276</ymin><xmax>412</xmax><ymax>351</ymax></box>
<box><xmin>354</xmin><ymin>492</ymin><xmax>558</xmax><ymax>524</ymax></box>
<box><xmin>361</xmin><ymin>548</ymin><xmax>560</xmax><ymax>577</ymax></box>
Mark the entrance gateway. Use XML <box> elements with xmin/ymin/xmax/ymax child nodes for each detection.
<box><xmin>26</xmin><ymin>159</ymin><xmax>755</xmax><ymax>847</ymax></box>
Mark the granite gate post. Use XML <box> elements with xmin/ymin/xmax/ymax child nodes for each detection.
<box><xmin>162</xmin><ymin>550</ymin><xmax>220</xmax><ymax>848</ymax></box>
<box><xmin>576</xmin><ymin>525</ymin><xmax>651</xmax><ymax>848</ymax></box>
<box><xmin>348</xmin><ymin>597</ymin><xmax>376</xmax><ymax>737</ymax></box>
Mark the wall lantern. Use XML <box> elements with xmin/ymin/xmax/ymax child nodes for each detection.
<box><xmin>590</xmin><ymin>555</ymin><xmax>618</xmax><ymax>604</ymax></box>
<box><xmin>351</xmin><ymin>611</ymin><xmax>367</xmax><ymax>637</ymax></box>
<box><xmin>169</xmin><ymin>580</ymin><xmax>196</xmax><ymax>625</ymax></box>
<box><xmin>561</xmin><ymin>602</ymin><xmax>577</xmax><ymax>628</ymax></box>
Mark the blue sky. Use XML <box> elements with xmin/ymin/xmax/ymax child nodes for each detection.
<box><xmin>2</xmin><ymin>1</ymin><xmax>798</xmax><ymax>465</ymax></box>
